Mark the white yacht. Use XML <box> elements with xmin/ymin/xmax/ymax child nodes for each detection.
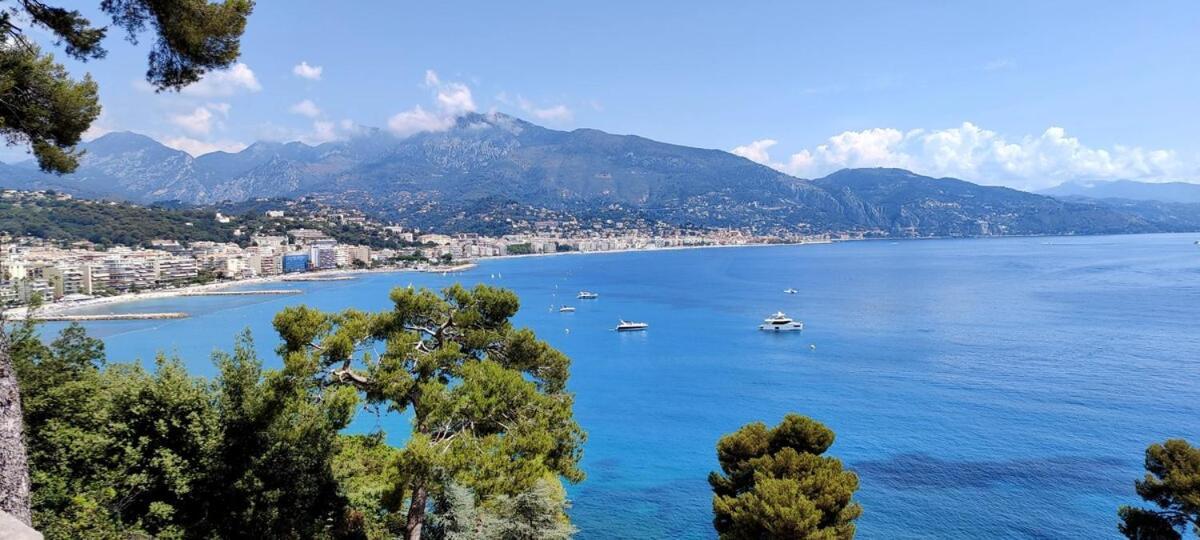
<box><xmin>759</xmin><ymin>311</ymin><xmax>804</xmax><ymax>332</ymax></box>
<box><xmin>559</xmin><ymin>305</ymin><xmax>576</xmax><ymax>312</ymax></box>
<box><xmin>616</xmin><ymin>320</ymin><xmax>648</xmax><ymax>331</ymax></box>
<box><xmin>577</xmin><ymin>291</ymin><xmax>599</xmax><ymax>299</ymax></box>
<box><xmin>784</xmin><ymin>288</ymin><xmax>799</xmax><ymax>294</ymax></box>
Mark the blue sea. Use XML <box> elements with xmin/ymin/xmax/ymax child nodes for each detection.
<box><xmin>43</xmin><ymin>234</ymin><xmax>1200</xmax><ymax>539</ymax></box>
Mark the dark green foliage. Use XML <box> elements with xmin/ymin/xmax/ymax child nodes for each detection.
<box><xmin>9</xmin><ymin>2</ymin><xmax>107</xmax><ymax>61</ymax></box>
<box><xmin>11</xmin><ymin>287</ymin><xmax>583</xmax><ymax>539</ymax></box>
<box><xmin>0</xmin><ymin>0</ymin><xmax>252</xmax><ymax>172</ymax></box>
<box><xmin>1119</xmin><ymin>439</ymin><xmax>1200</xmax><ymax>539</ymax></box>
<box><xmin>99</xmin><ymin>0</ymin><xmax>254</xmax><ymax>91</ymax></box>
<box><xmin>505</xmin><ymin>243</ymin><xmax>532</xmax><ymax>255</ymax></box>
<box><xmin>426</xmin><ymin>479</ymin><xmax>576</xmax><ymax>540</ymax></box>
<box><xmin>333</xmin><ymin>433</ymin><xmax>407</xmax><ymax>539</ymax></box>
<box><xmin>12</xmin><ymin>323</ymin><xmax>358</xmax><ymax>539</ymax></box>
<box><xmin>0</xmin><ymin>193</ymin><xmax>409</xmax><ymax>249</ymax></box>
<box><xmin>13</xmin><ymin>321</ymin><xmax>219</xmax><ymax>537</ymax></box>
<box><xmin>199</xmin><ymin>330</ymin><xmax>358</xmax><ymax>539</ymax></box>
<box><xmin>273</xmin><ymin>284</ymin><xmax>585</xmax><ymax>539</ymax></box>
<box><xmin>0</xmin><ymin>43</ymin><xmax>100</xmax><ymax>173</ymax></box>
<box><xmin>709</xmin><ymin>414</ymin><xmax>861</xmax><ymax>540</ymax></box>
<box><xmin>0</xmin><ymin>196</ymin><xmax>242</xmax><ymax>246</ymax></box>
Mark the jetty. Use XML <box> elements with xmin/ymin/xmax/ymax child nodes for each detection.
<box><xmin>16</xmin><ymin>312</ymin><xmax>190</xmax><ymax>322</ymax></box>
<box><xmin>424</xmin><ymin>263</ymin><xmax>477</xmax><ymax>273</ymax></box>
<box><xmin>178</xmin><ymin>289</ymin><xmax>302</xmax><ymax>296</ymax></box>
<box><xmin>282</xmin><ymin>275</ymin><xmax>357</xmax><ymax>282</ymax></box>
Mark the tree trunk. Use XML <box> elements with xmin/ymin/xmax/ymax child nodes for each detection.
<box><xmin>0</xmin><ymin>328</ymin><xmax>32</xmax><ymax>526</ymax></box>
<box><xmin>404</xmin><ymin>483</ymin><xmax>428</xmax><ymax>540</ymax></box>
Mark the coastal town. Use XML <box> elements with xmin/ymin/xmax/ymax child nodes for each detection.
<box><xmin>1</xmin><ymin>189</ymin><xmax>838</xmax><ymax>309</ymax></box>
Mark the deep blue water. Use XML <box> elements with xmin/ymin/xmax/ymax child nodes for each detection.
<box><xmin>43</xmin><ymin>235</ymin><xmax>1200</xmax><ymax>539</ymax></box>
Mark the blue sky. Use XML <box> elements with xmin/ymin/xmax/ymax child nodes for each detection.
<box><xmin>6</xmin><ymin>0</ymin><xmax>1200</xmax><ymax>189</ymax></box>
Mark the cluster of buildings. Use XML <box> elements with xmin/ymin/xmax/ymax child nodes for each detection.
<box><xmin>1</xmin><ymin>188</ymin><xmax>841</xmax><ymax>308</ymax></box>
<box><xmin>416</xmin><ymin>229</ymin><xmax>832</xmax><ymax>259</ymax></box>
<box><xmin>0</xmin><ymin>229</ymin><xmax>374</xmax><ymax>306</ymax></box>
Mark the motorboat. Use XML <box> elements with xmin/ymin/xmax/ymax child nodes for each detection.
<box><xmin>616</xmin><ymin>320</ymin><xmax>648</xmax><ymax>331</ymax></box>
<box><xmin>784</xmin><ymin>288</ymin><xmax>799</xmax><ymax>294</ymax></box>
<box><xmin>559</xmin><ymin>305</ymin><xmax>576</xmax><ymax>312</ymax></box>
<box><xmin>759</xmin><ymin>311</ymin><xmax>804</xmax><ymax>332</ymax></box>
<box><xmin>577</xmin><ymin>291</ymin><xmax>599</xmax><ymax>299</ymax></box>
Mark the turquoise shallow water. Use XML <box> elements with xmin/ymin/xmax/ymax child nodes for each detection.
<box><xmin>43</xmin><ymin>234</ymin><xmax>1200</xmax><ymax>538</ymax></box>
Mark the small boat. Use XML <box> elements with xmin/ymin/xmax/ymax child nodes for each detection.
<box><xmin>577</xmin><ymin>291</ymin><xmax>599</xmax><ymax>299</ymax></box>
<box><xmin>784</xmin><ymin>288</ymin><xmax>799</xmax><ymax>294</ymax></box>
<box><xmin>559</xmin><ymin>306</ymin><xmax>576</xmax><ymax>312</ymax></box>
<box><xmin>759</xmin><ymin>311</ymin><xmax>804</xmax><ymax>332</ymax></box>
<box><xmin>616</xmin><ymin>320</ymin><xmax>648</xmax><ymax>331</ymax></box>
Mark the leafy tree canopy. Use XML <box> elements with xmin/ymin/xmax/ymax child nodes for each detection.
<box><xmin>426</xmin><ymin>477</ymin><xmax>576</xmax><ymax>540</ymax></box>
<box><xmin>273</xmin><ymin>284</ymin><xmax>586</xmax><ymax>540</ymax></box>
<box><xmin>12</xmin><ymin>323</ymin><xmax>358</xmax><ymax>539</ymax></box>
<box><xmin>1119</xmin><ymin>439</ymin><xmax>1200</xmax><ymax>539</ymax></box>
<box><xmin>709</xmin><ymin>414</ymin><xmax>862</xmax><ymax>540</ymax></box>
<box><xmin>1</xmin><ymin>0</ymin><xmax>253</xmax><ymax>172</ymax></box>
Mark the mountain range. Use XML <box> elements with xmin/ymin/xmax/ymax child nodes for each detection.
<box><xmin>3</xmin><ymin>112</ymin><xmax>1199</xmax><ymax>237</ymax></box>
<box><xmin>1040</xmin><ymin>179</ymin><xmax>1200</xmax><ymax>204</ymax></box>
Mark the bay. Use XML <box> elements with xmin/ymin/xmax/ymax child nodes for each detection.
<box><xmin>42</xmin><ymin>234</ymin><xmax>1200</xmax><ymax>538</ymax></box>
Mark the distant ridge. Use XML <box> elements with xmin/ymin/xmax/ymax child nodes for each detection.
<box><xmin>1040</xmin><ymin>179</ymin><xmax>1200</xmax><ymax>204</ymax></box>
<box><xmin>3</xmin><ymin>114</ymin><xmax>1200</xmax><ymax>236</ymax></box>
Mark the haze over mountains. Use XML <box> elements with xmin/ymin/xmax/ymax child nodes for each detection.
<box><xmin>1040</xmin><ymin>179</ymin><xmax>1200</xmax><ymax>204</ymax></box>
<box><xmin>2</xmin><ymin>112</ymin><xmax>1199</xmax><ymax>237</ymax></box>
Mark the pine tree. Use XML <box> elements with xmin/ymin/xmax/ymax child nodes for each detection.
<box><xmin>1</xmin><ymin>0</ymin><xmax>253</xmax><ymax>173</ymax></box>
<box><xmin>273</xmin><ymin>284</ymin><xmax>586</xmax><ymax>540</ymax></box>
<box><xmin>709</xmin><ymin>414</ymin><xmax>861</xmax><ymax>539</ymax></box>
<box><xmin>1119</xmin><ymin>439</ymin><xmax>1200</xmax><ymax>539</ymax></box>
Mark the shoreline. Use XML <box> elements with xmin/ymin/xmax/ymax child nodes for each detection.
<box><xmin>476</xmin><ymin>238</ymin><xmax>836</xmax><ymax>262</ymax></box>
<box><xmin>1</xmin><ymin>267</ymin><xmax>412</xmax><ymax>318</ymax></box>
<box><xmin>10</xmin><ymin>231</ymin><xmax>1188</xmax><ymax>317</ymax></box>
<box><xmin>1</xmin><ymin>242</ymin><xmax>808</xmax><ymax>316</ymax></box>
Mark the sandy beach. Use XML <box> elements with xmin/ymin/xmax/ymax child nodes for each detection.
<box><xmin>1</xmin><ymin>267</ymin><xmax>401</xmax><ymax>319</ymax></box>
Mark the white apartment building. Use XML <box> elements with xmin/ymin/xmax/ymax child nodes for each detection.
<box><xmin>154</xmin><ymin>256</ymin><xmax>199</xmax><ymax>284</ymax></box>
<box><xmin>43</xmin><ymin>265</ymin><xmax>88</xmax><ymax>297</ymax></box>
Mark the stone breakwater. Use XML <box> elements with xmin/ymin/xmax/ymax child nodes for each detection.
<box><xmin>16</xmin><ymin>312</ymin><xmax>189</xmax><ymax>321</ymax></box>
<box><xmin>177</xmin><ymin>289</ymin><xmax>303</xmax><ymax>296</ymax></box>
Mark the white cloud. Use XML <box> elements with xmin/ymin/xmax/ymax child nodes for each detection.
<box><xmin>386</xmin><ymin>69</ymin><xmax>478</xmax><ymax>137</ymax></box>
<box><xmin>387</xmin><ymin>105</ymin><xmax>453</xmax><ymax>138</ymax></box>
<box><xmin>300</xmin><ymin>120</ymin><xmax>350</xmax><ymax>145</ymax></box>
<box><xmin>517</xmin><ymin>97</ymin><xmax>573</xmax><ymax>123</ymax></box>
<box><xmin>734</xmin><ymin>123</ymin><xmax>1191</xmax><ymax>190</ymax></box>
<box><xmin>170</xmin><ymin>106</ymin><xmax>216</xmax><ymax>135</ymax></box>
<box><xmin>293</xmin><ymin>61</ymin><xmax>323</xmax><ymax>81</ymax></box>
<box><xmin>731</xmin><ymin>139</ymin><xmax>778</xmax><ymax>165</ymax></box>
<box><xmin>424</xmin><ymin>69</ymin><xmax>475</xmax><ymax>115</ymax></box>
<box><xmin>162</xmin><ymin>136</ymin><xmax>246</xmax><ymax>157</ymax></box>
<box><xmin>289</xmin><ymin>99</ymin><xmax>322</xmax><ymax>118</ymax></box>
<box><xmin>311</xmin><ymin>121</ymin><xmax>337</xmax><ymax>142</ymax></box>
<box><xmin>253</xmin><ymin>118</ymin><xmax>359</xmax><ymax>145</ymax></box>
<box><xmin>435</xmin><ymin>82</ymin><xmax>475</xmax><ymax>116</ymax></box>
<box><xmin>181</xmin><ymin>63</ymin><xmax>262</xmax><ymax>97</ymax></box>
